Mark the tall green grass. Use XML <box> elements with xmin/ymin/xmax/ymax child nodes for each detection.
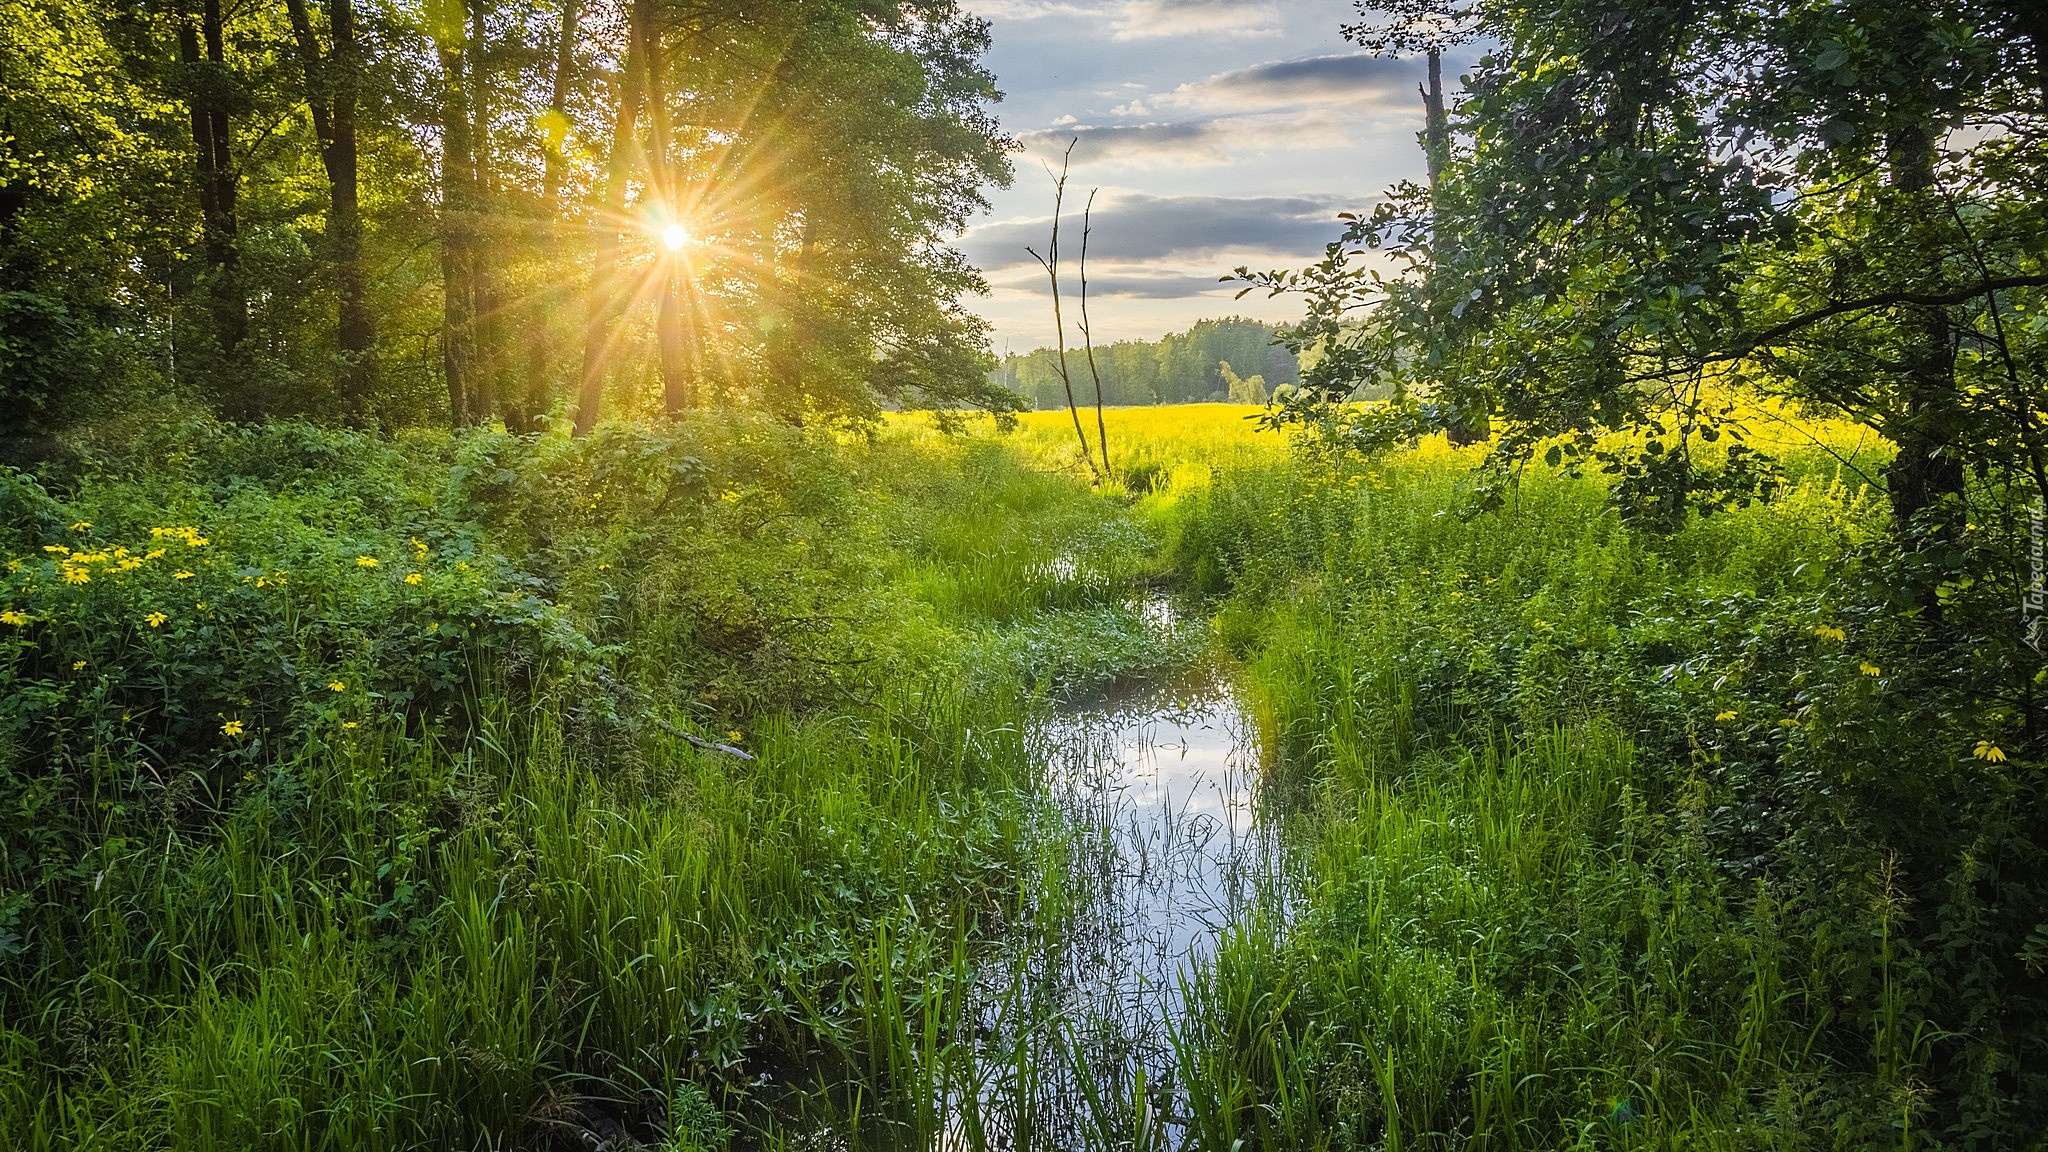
<box><xmin>0</xmin><ymin>413</ymin><xmax>1161</xmax><ymax>1150</ymax></box>
<box><xmin>1161</xmin><ymin>427</ymin><xmax>2047</xmax><ymax>1147</ymax></box>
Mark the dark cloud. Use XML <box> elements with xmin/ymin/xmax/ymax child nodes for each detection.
<box><xmin>1186</xmin><ymin>53</ymin><xmax>1424</xmax><ymax>108</ymax></box>
<box><xmin>1065</xmin><ymin>272</ymin><xmax>1242</xmax><ymax>298</ymax></box>
<box><xmin>961</xmin><ymin>191</ymin><xmax>1356</xmax><ymax>272</ymax></box>
<box><xmin>1016</xmin><ymin>120</ymin><xmax>1238</xmax><ymax>163</ymax></box>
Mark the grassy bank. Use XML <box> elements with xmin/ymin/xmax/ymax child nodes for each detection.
<box><xmin>1158</xmin><ymin>422</ymin><xmax>2047</xmax><ymax>1148</ymax></box>
<box><xmin>5</xmin><ymin>406</ymin><xmax>2041</xmax><ymax>1149</ymax></box>
<box><xmin>0</xmin><ymin>415</ymin><xmax>1166</xmax><ymax>1150</ymax></box>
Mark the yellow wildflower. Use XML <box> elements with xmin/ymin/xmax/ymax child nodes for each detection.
<box><xmin>43</xmin><ymin>544</ymin><xmax>69</xmax><ymax>554</ymax></box>
<box><xmin>1859</xmin><ymin>662</ymin><xmax>1882</xmax><ymax>677</ymax></box>
<box><xmin>342</xmin><ymin>721</ymin><xmax>358</xmax><ymax>729</ymax></box>
<box><xmin>69</xmin><ymin>520</ymin><xmax>91</xmax><ymax>532</ymax></box>
<box><xmin>145</xmin><ymin>548</ymin><xmax>166</xmax><ymax>560</ymax></box>
<box><xmin>174</xmin><ymin>570</ymin><xmax>194</xmax><ymax>579</ymax></box>
<box><xmin>62</xmin><ymin>567</ymin><xmax>89</xmax><ymax>585</ymax></box>
<box><xmin>1714</xmin><ymin>710</ymin><xmax>1738</xmax><ymax>721</ymax></box>
<box><xmin>145</xmin><ymin>612</ymin><xmax>168</xmax><ymax>628</ymax></box>
<box><xmin>356</xmin><ymin>556</ymin><xmax>378</xmax><ymax>568</ymax></box>
<box><xmin>1</xmin><ymin>610</ymin><xmax>27</xmax><ymax>626</ymax></box>
<box><xmin>221</xmin><ymin>719</ymin><xmax>245</xmax><ymax>737</ymax></box>
<box><xmin>404</xmin><ymin>573</ymin><xmax>423</xmax><ymax>585</ymax></box>
<box><xmin>1973</xmin><ymin>740</ymin><xmax>2008</xmax><ymax>763</ymax></box>
<box><xmin>5</xmin><ymin>559</ymin><xmax>18</xmax><ymax>573</ymax></box>
<box><xmin>1813</xmin><ymin>625</ymin><xmax>1846</xmax><ymax>642</ymax></box>
<box><xmin>72</xmin><ymin>660</ymin><xmax>85</xmax><ymax>671</ymax></box>
<box><xmin>194</xmin><ymin>602</ymin><xmax>207</xmax><ymax>611</ymax></box>
<box><xmin>328</xmin><ymin>680</ymin><xmax>346</xmax><ymax>692</ymax></box>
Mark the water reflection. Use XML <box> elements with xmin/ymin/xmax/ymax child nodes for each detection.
<box><xmin>951</xmin><ymin>656</ymin><xmax>1281</xmax><ymax>1151</ymax></box>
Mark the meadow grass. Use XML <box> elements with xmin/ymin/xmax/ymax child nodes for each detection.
<box><xmin>7</xmin><ymin>406</ymin><xmax>2040</xmax><ymax>1149</ymax></box>
<box><xmin>0</xmin><ymin>414</ymin><xmax>1159</xmax><ymax>1150</ymax></box>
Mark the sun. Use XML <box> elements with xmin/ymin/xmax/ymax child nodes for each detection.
<box><xmin>660</xmin><ymin>224</ymin><xmax>691</xmax><ymax>252</ymax></box>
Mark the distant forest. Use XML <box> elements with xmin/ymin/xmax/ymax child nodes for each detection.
<box><xmin>993</xmin><ymin>318</ymin><xmax>1301</xmax><ymax>409</ymax></box>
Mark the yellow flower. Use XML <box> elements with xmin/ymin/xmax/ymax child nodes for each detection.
<box><xmin>221</xmin><ymin>719</ymin><xmax>245</xmax><ymax>737</ymax></box>
<box><xmin>195</xmin><ymin>602</ymin><xmax>207</xmax><ymax>611</ymax></box>
<box><xmin>1714</xmin><ymin>710</ymin><xmax>1738</xmax><ymax>721</ymax></box>
<box><xmin>1859</xmin><ymin>662</ymin><xmax>1882</xmax><ymax>677</ymax></box>
<box><xmin>145</xmin><ymin>612</ymin><xmax>168</xmax><ymax>628</ymax></box>
<box><xmin>42</xmin><ymin>544</ymin><xmax>69</xmax><ymax>554</ymax></box>
<box><xmin>69</xmin><ymin>520</ymin><xmax>91</xmax><ymax>532</ymax></box>
<box><xmin>72</xmin><ymin>660</ymin><xmax>85</xmax><ymax>671</ymax></box>
<box><xmin>174</xmin><ymin>570</ymin><xmax>194</xmax><ymax>580</ymax></box>
<box><xmin>404</xmin><ymin>573</ymin><xmax>423</xmax><ymax>585</ymax></box>
<box><xmin>4</xmin><ymin>559</ymin><xmax>18</xmax><ymax>573</ymax></box>
<box><xmin>1812</xmin><ymin>625</ymin><xmax>1846</xmax><ymax>642</ymax></box>
<box><xmin>356</xmin><ymin>556</ymin><xmax>378</xmax><ymax>568</ymax></box>
<box><xmin>62</xmin><ymin>567</ymin><xmax>89</xmax><ymax>585</ymax></box>
<box><xmin>186</xmin><ymin>536</ymin><xmax>208</xmax><ymax>547</ymax></box>
<box><xmin>1972</xmin><ymin>740</ymin><xmax>2008</xmax><ymax>763</ymax></box>
<box><xmin>342</xmin><ymin>721</ymin><xmax>358</xmax><ymax>729</ymax></box>
<box><xmin>145</xmin><ymin>548</ymin><xmax>166</xmax><ymax>560</ymax></box>
<box><xmin>411</xmin><ymin>537</ymin><xmax>429</xmax><ymax>557</ymax></box>
<box><xmin>728</xmin><ymin>729</ymin><xmax>743</xmax><ymax>742</ymax></box>
<box><xmin>0</xmin><ymin>610</ymin><xmax>27</xmax><ymax>626</ymax></box>
<box><xmin>328</xmin><ymin>680</ymin><xmax>345</xmax><ymax>692</ymax></box>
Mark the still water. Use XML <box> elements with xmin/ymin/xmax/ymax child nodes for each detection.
<box><xmin>947</xmin><ymin>656</ymin><xmax>1283</xmax><ymax>1150</ymax></box>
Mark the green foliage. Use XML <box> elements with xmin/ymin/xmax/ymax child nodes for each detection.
<box><xmin>1167</xmin><ymin>433</ymin><xmax>2048</xmax><ymax>1147</ymax></box>
<box><xmin>0</xmin><ymin>414</ymin><xmax>1160</xmax><ymax>1150</ymax></box>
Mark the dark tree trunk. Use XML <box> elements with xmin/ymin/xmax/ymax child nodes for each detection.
<box><xmin>573</xmin><ymin>21</ymin><xmax>647</xmax><ymax>435</ymax></box>
<box><xmin>541</xmin><ymin>0</ymin><xmax>578</xmax><ymax>208</ymax></box>
<box><xmin>466</xmin><ymin>0</ymin><xmax>505</xmax><ymax>421</ymax></box>
<box><xmin>438</xmin><ymin>32</ymin><xmax>476</xmax><ymax>425</ymax></box>
<box><xmin>1882</xmin><ymin>121</ymin><xmax>1965</xmax><ymax>543</ymax></box>
<box><xmin>1420</xmin><ymin>47</ymin><xmax>1446</xmax><ymax>190</ymax></box>
<box><xmin>180</xmin><ymin>0</ymin><xmax>244</xmax><ymax>360</ymax></box>
<box><xmin>508</xmin><ymin>0</ymin><xmax>580</xmax><ymax>433</ymax></box>
<box><xmin>285</xmin><ymin>0</ymin><xmax>375</xmax><ymax>423</ymax></box>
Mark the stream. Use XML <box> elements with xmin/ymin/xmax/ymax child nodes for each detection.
<box><xmin>948</xmin><ymin>614</ymin><xmax>1285</xmax><ymax>1150</ymax></box>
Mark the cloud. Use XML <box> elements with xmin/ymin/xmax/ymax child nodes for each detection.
<box><xmin>991</xmin><ymin>269</ymin><xmax>1242</xmax><ymax>299</ymax></box>
<box><xmin>1162</xmin><ymin>52</ymin><xmax>1425</xmax><ymax>111</ymax></box>
<box><xmin>966</xmin><ymin>0</ymin><xmax>1282</xmax><ymax>40</ymax></box>
<box><xmin>961</xmin><ymin>190</ymin><xmax>1360</xmax><ymax>274</ymax></box>
<box><xmin>1015</xmin><ymin>109</ymin><xmax>1370</xmax><ymax>167</ymax></box>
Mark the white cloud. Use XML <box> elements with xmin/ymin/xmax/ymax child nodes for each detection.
<box><xmin>965</xmin><ymin>0</ymin><xmax>1282</xmax><ymax>40</ymax></box>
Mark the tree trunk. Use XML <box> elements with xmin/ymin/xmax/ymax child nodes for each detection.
<box><xmin>1882</xmin><ymin>121</ymin><xmax>1965</xmax><ymax>543</ymax></box>
<box><xmin>640</xmin><ymin>0</ymin><xmax>691</xmax><ymax>414</ymax></box>
<box><xmin>1420</xmin><ymin>47</ymin><xmax>1446</xmax><ymax>190</ymax></box>
<box><xmin>180</xmin><ymin>0</ymin><xmax>244</xmax><ymax>361</ymax></box>
<box><xmin>572</xmin><ymin>26</ymin><xmax>647</xmax><ymax>434</ymax></box>
<box><xmin>285</xmin><ymin>0</ymin><xmax>375</xmax><ymax>423</ymax></box>
<box><xmin>508</xmin><ymin>0</ymin><xmax>580</xmax><ymax>432</ymax></box>
<box><xmin>437</xmin><ymin>32</ymin><xmax>475</xmax><ymax>424</ymax></box>
<box><xmin>541</xmin><ymin>0</ymin><xmax>579</xmax><ymax>209</ymax></box>
<box><xmin>466</xmin><ymin>0</ymin><xmax>505</xmax><ymax>421</ymax></box>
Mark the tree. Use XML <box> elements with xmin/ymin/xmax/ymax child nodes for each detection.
<box><xmin>283</xmin><ymin>0</ymin><xmax>375</xmax><ymax>422</ymax></box>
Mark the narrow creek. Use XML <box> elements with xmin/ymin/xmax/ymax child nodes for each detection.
<box><xmin>946</xmin><ymin>597</ymin><xmax>1286</xmax><ymax>1150</ymax></box>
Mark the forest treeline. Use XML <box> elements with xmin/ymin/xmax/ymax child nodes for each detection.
<box><xmin>991</xmin><ymin>317</ymin><xmax>1302</xmax><ymax>410</ymax></box>
<box><xmin>0</xmin><ymin>0</ymin><xmax>1016</xmax><ymax>442</ymax></box>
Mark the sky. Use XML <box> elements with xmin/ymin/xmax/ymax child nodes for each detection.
<box><xmin>953</xmin><ymin>0</ymin><xmax>1439</xmax><ymax>352</ymax></box>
